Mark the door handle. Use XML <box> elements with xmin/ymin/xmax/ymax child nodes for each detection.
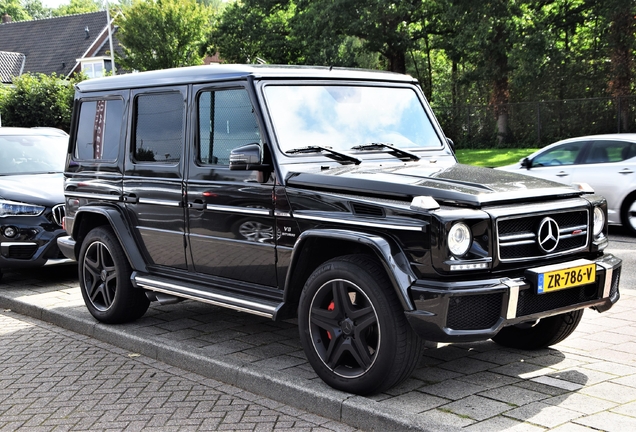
<box><xmin>188</xmin><ymin>200</ymin><xmax>206</xmax><ymax>210</ymax></box>
<box><xmin>619</xmin><ymin>169</ymin><xmax>634</xmax><ymax>175</ymax></box>
<box><xmin>556</xmin><ymin>171</ymin><xmax>569</xmax><ymax>177</ymax></box>
<box><xmin>123</xmin><ymin>194</ymin><xmax>138</xmax><ymax>203</ymax></box>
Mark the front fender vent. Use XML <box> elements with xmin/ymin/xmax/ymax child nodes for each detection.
<box><xmin>351</xmin><ymin>203</ymin><xmax>385</xmax><ymax>217</ymax></box>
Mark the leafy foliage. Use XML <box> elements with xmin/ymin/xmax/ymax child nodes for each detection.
<box><xmin>115</xmin><ymin>0</ymin><xmax>213</xmax><ymax>71</ymax></box>
<box><xmin>51</xmin><ymin>0</ymin><xmax>102</xmax><ymax>17</ymax></box>
<box><xmin>0</xmin><ymin>73</ymin><xmax>85</xmax><ymax>132</ymax></box>
<box><xmin>0</xmin><ymin>0</ymin><xmax>32</xmax><ymax>21</ymax></box>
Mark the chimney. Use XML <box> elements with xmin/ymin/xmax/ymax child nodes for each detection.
<box><xmin>85</xmin><ymin>26</ymin><xmax>89</xmax><ymax>38</ymax></box>
<box><xmin>2</xmin><ymin>13</ymin><xmax>12</xmax><ymax>23</ymax></box>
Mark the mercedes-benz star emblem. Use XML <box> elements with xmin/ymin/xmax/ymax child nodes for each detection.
<box><xmin>537</xmin><ymin>217</ymin><xmax>560</xmax><ymax>253</ymax></box>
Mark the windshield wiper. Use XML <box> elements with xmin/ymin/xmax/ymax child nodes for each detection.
<box><xmin>286</xmin><ymin>146</ymin><xmax>361</xmax><ymax>165</ymax></box>
<box><xmin>351</xmin><ymin>142</ymin><xmax>420</xmax><ymax>162</ymax></box>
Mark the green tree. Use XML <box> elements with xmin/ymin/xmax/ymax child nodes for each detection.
<box><xmin>0</xmin><ymin>73</ymin><xmax>85</xmax><ymax>132</ymax></box>
<box><xmin>52</xmin><ymin>0</ymin><xmax>102</xmax><ymax>17</ymax></box>
<box><xmin>115</xmin><ymin>0</ymin><xmax>212</xmax><ymax>71</ymax></box>
<box><xmin>0</xmin><ymin>0</ymin><xmax>32</xmax><ymax>21</ymax></box>
<box><xmin>23</xmin><ymin>0</ymin><xmax>50</xmax><ymax>20</ymax></box>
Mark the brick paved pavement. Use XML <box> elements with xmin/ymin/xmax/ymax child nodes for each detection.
<box><xmin>0</xmin><ymin>309</ymin><xmax>359</xmax><ymax>431</ymax></box>
<box><xmin>0</xmin><ymin>265</ymin><xmax>635</xmax><ymax>431</ymax></box>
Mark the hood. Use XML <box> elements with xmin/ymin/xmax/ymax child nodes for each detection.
<box><xmin>0</xmin><ymin>173</ymin><xmax>65</xmax><ymax>207</ymax></box>
<box><xmin>285</xmin><ymin>163</ymin><xmax>581</xmax><ymax>207</ymax></box>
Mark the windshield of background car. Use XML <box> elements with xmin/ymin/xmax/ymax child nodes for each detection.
<box><xmin>263</xmin><ymin>84</ymin><xmax>442</xmax><ymax>154</ymax></box>
<box><xmin>0</xmin><ymin>134</ymin><xmax>68</xmax><ymax>175</ymax></box>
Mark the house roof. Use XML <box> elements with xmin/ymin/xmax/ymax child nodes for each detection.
<box><xmin>0</xmin><ymin>11</ymin><xmax>116</xmax><ymax>78</ymax></box>
<box><xmin>0</xmin><ymin>51</ymin><xmax>26</xmax><ymax>84</ymax></box>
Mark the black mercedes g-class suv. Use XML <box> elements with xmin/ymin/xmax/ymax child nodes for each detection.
<box><xmin>58</xmin><ymin>65</ymin><xmax>621</xmax><ymax>395</ymax></box>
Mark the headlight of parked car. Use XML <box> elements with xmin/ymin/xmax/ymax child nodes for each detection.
<box><xmin>0</xmin><ymin>199</ymin><xmax>45</xmax><ymax>217</ymax></box>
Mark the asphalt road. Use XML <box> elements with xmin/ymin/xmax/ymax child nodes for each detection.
<box><xmin>607</xmin><ymin>226</ymin><xmax>636</xmax><ymax>291</ymax></box>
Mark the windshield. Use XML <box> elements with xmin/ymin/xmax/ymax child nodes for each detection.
<box><xmin>263</xmin><ymin>84</ymin><xmax>442</xmax><ymax>154</ymax></box>
<box><xmin>0</xmin><ymin>134</ymin><xmax>68</xmax><ymax>174</ymax></box>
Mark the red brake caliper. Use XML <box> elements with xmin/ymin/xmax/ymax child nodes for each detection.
<box><xmin>326</xmin><ymin>300</ymin><xmax>335</xmax><ymax>340</ymax></box>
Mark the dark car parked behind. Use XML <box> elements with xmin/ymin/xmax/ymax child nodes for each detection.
<box><xmin>0</xmin><ymin>127</ymin><xmax>71</xmax><ymax>280</ymax></box>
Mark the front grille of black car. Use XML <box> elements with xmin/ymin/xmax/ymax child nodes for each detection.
<box><xmin>7</xmin><ymin>244</ymin><xmax>38</xmax><ymax>259</ymax></box>
<box><xmin>447</xmin><ymin>293</ymin><xmax>502</xmax><ymax>330</ymax></box>
<box><xmin>497</xmin><ymin>210</ymin><xmax>589</xmax><ymax>262</ymax></box>
<box><xmin>52</xmin><ymin>204</ymin><xmax>65</xmax><ymax>227</ymax></box>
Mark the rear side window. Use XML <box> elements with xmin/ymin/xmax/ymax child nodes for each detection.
<box><xmin>198</xmin><ymin>88</ymin><xmax>261</xmax><ymax>165</ymax></box>
<box><xmin>133</xmin><ymin>92</ymin><xmax>185</xmax><ymax>163</ymax></box>
<box><xmin>74</xmin><ymin>99</ymin><xmax>123</xmax><ymax>161</ymax></box>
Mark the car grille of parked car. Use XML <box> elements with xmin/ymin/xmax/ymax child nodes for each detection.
<box><xmin>52</xmin><ymin>204</ymin><xmax>65</xmax><ymax>227</ymax></box>
<box><xmin>497</xmin><ymin>210</ymin><xmax>588</xmax><ymax>262</ymax></box>
<box><xmin>446</xmin><ymin>292</ymin><xmax>503</xmax><ymax>330</ymax></box>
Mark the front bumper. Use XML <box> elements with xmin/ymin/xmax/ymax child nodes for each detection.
<box><xmin>405</xmin><ymin>254</ymin><xmax>622</xmax><ymax>343</ymax></box>
<box><xmin>0</xmin><ymin>228</ymin><xmax>72</xmax><ymax>270</ymax></box>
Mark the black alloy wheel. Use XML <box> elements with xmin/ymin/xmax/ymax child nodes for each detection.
<box><xmin>79</xmin><ymin>226</ymin><xmax>149</xmax><ymax>323</ymax></box>
<box><xmin>298</xmin><ymin>254</ymin><xmax>423</xmax><ymax>395</ymax></box>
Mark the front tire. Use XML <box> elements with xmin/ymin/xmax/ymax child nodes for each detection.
<box><xmin>298</xmin><ymin>255</ymin><xmax>423</xmax><ymax>395</ymax></box>
<box><xmin>492</xmin><ymin>309</ymin><xmax>584</xmax><ymax>350</ymax></box>
<box><xmin>620</xmin><ymin>193</ymin><xmax>636</xmax><ymax>236</ymax></box>
<box><xmin>78</xmin><ymin>226</ymin><xmax>149</xmax><ymax>323</ymax></box>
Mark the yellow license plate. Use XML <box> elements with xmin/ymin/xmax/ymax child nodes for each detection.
<box><xmin>537</xmin><ymin>263</ymin><xmax>596</xmax><ymax>294</ymax></box>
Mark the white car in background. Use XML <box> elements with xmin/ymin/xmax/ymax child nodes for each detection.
<box><xmin>498</xmin><ymin>134</ymin><xmax>636</xmax><ymax>235</ymax></box>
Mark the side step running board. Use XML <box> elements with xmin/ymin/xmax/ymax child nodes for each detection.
<box><xmin>132</xmin><ymin>273</ymin><xmax>282</xmax><ymax>319</ymax></box>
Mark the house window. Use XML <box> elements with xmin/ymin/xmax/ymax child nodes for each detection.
<box><xmin>79</xmin><ymin>57</ymin><xmax>113</xmax><ymax>79</ymax></box>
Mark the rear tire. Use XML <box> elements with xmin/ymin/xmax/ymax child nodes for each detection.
<box><xmin>78</xmin><ymin>226</ymin><xmax>149</xmax><ymax>323</ymax></box>
<box><xmin>492</xmin><ymin>309</ymin><xmax>584</xmax><ymax>350</ymax></box>
<box><xmin>298</xmin><ymin>255</ymin><xmax>423</xmax><ymax>395</ymax></box>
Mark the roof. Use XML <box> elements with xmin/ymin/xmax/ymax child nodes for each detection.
<box><xmin>0</xmin><ymin>51</ymin><xmax>25</xmax><ymax>84</ymax></box>
<box><xmin>76</xmin><ymin>64</ymin><xmax>417</xmax><ymax>92</ymax></box>
<box><xmin>0</xmin><ymin>11</ymin><xmax>115</xmax><ymax>78</ymax></box>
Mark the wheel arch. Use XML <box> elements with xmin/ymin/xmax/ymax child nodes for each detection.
<box><xmin>280</xmin><ymin>229</ymin><xmax>417</xmax><ymax>318</ymax></box>
<box><xmin>72</xmin><ymin>206</ymin><xmax>148</xmax><ymax>273</ymax></box>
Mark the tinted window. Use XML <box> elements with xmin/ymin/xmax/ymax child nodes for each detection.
<box><xmin>74</xmin><ymin>99</ymin><xmax>123</xmax><ymax>161</ymax></box>
<box><xmin>584</xmin><ymin>140</ymin><xmax>636</xmax><ymax>164</ymax></box>
<box><xmin>198</xmin><ymin>89</ymin><xmax>260</xmax><ymax>165</ymax></box>
<box><xmin>533</xmin><ymin>141</ymin><xmax>586</xmax><ymax>166</ymax></box>
<box><xmin>134</xmin><ymin>93</ymin><xmax>184</xmax><ymax>163</ymax></box>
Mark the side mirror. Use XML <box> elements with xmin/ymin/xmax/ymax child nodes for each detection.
<box><xmin>229</xmin><ymin>143</ymin><xmax>268</xmax><ymax>171</ymax></box>
<box><xmin>520</xmin><ymin>157</ymin><xmax>531</xmax><ymax>169</ymax></box>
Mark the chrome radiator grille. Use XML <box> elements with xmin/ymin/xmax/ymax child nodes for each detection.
<box><xmin>497</xmin><ymin>210</ymin><xmax>589</xmax><ymax>262</ymax></box>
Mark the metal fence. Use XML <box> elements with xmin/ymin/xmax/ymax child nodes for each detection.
<box><xmin>433</xmin><ymin>95</ymin><xmax>636</xmax><ymax>149</ymax></box>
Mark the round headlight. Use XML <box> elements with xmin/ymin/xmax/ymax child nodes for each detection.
<box><xmin>448</xmin><ymin>222</ymin><xmax>472</xmax><ymax>257</ymax></box>
<box><xmin>593</xmin><ymin>207</ymin><xmax>605</xmax><ymax>236</ymax></box>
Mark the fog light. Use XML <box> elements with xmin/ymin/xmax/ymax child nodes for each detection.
<box><xmin>3</xmin><ymin>226</ymin><xmax>16</xmax><ymax>238</ymax></box>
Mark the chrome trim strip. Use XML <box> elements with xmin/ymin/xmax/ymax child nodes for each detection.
<box><xmin>294</xmin><ymin>213</ymin><xmax>424</xmax><ymax>231</ymax></box>
<box><xmin>274</xmin><ymin>210</ymin><xmax>291</xmax><ymax>218</ymax></box>
<box><xmin>598</xmin><ymin>261</ymin><xmax>614</xmax><ymax>298</ymax></box>
<box><xmin>205</xmin><ymin>204</ymin><xmax>271</xmax><ymax>216</ymax></box>
<box><xmin>44</xmin><ymin>258</ymin><xmax>74</xmax><ymax>266</ymax></box>
<box><xmin>500</xmin><ymin>239</ymin><xmax>535</xmax><ymax>247</ymax></box>
<box><xmin>499</xmin><ymin>232</ymin><xmax>535</xmax><ymax>242</ymax></box>
<box><xmin>64</xmin><ymin>192</ymin><xmax>120</xmax><ymax>201</ymax></box>
<box><xmin>504</xmin><ymin>279</ymin><xmax>523</xmax><ymax>319</ymax></box>
<box><xmin>135</xmin><ymin>276</ymin><xmax>277</xmax><ymax>317</ymax></box>
<box><xmin>138</xmin><ymin>198</ymin><xmax>181</xmax><ymax>207</ymax></box>
<box><xmin>1</xmin><ymin>242</ymin><xmax>37</xmax><ymax>247</ymax></box>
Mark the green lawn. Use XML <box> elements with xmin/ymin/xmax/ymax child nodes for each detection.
<box><xmin>455</xmin><ymin>148</ymin><xmax>539</xmax><ymax>167</ymax></box>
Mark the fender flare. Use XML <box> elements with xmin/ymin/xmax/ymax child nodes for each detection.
<box><xmin>284</xmin><ymin>229</ymin><xmax>417</xmax><ymax>311</ymax></box>
<box><xmin>73</xmin><ymin>206</ymin><xmax>148</xmax><ymax>273</ymax></box>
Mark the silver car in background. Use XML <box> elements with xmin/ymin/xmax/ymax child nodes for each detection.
<box><xmin>498</xmin><ymin>134</ymin><xmax>636</xmax><ymax>235</ymax></box>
